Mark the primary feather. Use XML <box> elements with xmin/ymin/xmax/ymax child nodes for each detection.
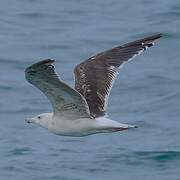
<box><xmin>74</xmin><ymin>34</ymin><xmax>162</xmax><ymax>117</ymax></box>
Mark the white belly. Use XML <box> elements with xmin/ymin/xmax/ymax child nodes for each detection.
<box><xmin>49</xmin><ymin>117</ymin><xmax>98</xmax><ymax>136</ymax></box>
<box><xmin>48</xmin><ymin>116</ymin><xmax>132</xmax><ymax>137</ymax></box>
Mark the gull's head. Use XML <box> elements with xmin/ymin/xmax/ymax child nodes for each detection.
<box><xmin>25</xmin><ymin>113</ymin><xmax>53</xmax><ymax>129</ymax></box>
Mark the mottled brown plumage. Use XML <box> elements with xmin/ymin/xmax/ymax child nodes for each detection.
<box><xmin>74</xmin><ymin>34</ymin><xmax>162</xmax><ymax>118</ymax></box>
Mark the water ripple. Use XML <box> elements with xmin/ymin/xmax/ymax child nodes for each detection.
<box><xmin>7</xmin><ymin>147</ymin><xmax>33</xmax><ymax>156</ymax></box>
<box><xmin>18</xmin><ymin>12</ymin><xmax>45</xmax><ymax>19</ymax></box>
<box><xmin>104</xmin><ymin>150</ymin><xmax>180</xmax><ymax>168</ymax></box>
<box><xmin>134</xmin><ymin>150</ymin><xmax>180</xmax><ymax>162</ymax></box>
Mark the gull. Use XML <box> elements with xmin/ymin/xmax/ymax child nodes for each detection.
<box><xmin>25</xmin><ymin>34</ymin><xmax>162</xmax><ymax>136</ymax></box>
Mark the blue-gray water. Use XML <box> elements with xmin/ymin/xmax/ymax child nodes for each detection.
<box><xmin>0</xmin><ymin>0</ymin><xmax>180</xmax><ymax>179</ymax></box>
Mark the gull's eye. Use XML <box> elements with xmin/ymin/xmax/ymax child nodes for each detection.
<box><xmin>38</xmin><ymin>116</ymin><xmax>41</xmax><ymax>119</ymax></box>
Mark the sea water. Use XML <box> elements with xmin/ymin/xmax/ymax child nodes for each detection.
<box><xmin>0</xmin><ymin>0</ymin><xmax>180</xmax><ymax>179</ymax></box>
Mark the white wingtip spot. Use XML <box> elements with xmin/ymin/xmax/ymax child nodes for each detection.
<box><xmin>109</xmin><ymin>65</ymin><xmax>115</xmax><ymax>70</ymax></box>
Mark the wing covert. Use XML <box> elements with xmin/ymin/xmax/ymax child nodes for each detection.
<box><xmin>25</xmin><ymin>59</ymin><xmax>91</xmax><ymax>120</ymax></box>
<box><xmin>74</xmin><ymin>34</ymin><xmax>162</xmax><ymax>117</ymax></box>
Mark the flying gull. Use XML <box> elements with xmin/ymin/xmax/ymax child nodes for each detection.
<box><xmin>25</xmin><ymin>34</ymin><xmax>162</xmax><ymax>136</ymax></box>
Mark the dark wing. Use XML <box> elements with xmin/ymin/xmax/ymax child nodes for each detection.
<box><xmin>25</xmin><ymin>59</ymin><xmax>91</xmax><ymax>120</ymax></box>
<box><xmin>74</xmin><ymin>34</ymin><xmax>162</xmax><ymax>118</ymax></box>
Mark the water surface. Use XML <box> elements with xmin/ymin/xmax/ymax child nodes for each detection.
<box><xmin>0</xmin><ymin>0</ymin><xmax>180</xmax><ymax>179</ymax></box>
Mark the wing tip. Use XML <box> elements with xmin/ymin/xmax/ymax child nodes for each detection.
<box><xmin>152</xmin><ymin>33</ymin><xmax>163</xmax><ymax>38</ymax></box>
<box><xmin>25</xmin><ymin>59</ymin><xmax>56</xmax><ymax>72</ymax></box>
<box><xmin>123</xmin><ymin>33</ymin><xmax>163</xmax><ymax>48</ymax></box>
<box><xmin>141</xmin><ymin>33</ymin><xmax>163</xmax><ymax>44</ymax></box>
<box><xmin>149</xmin><ymin>33</ymin><xmax>163</xmax><ymax>41</ymax></box>
<box><xmin>142</xmin><ymin>33</ymin><xmax>162</xmax><ymax>48</ymax></box>
<box><xmin>36</xmin><ymin>59</ymin><xmax>56</xmax><ymax>66</ymax></box>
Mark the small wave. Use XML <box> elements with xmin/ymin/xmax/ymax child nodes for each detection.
<box><xmin>7</xmin><ymin>147</ymin><xmax>33</xmax><ymax>156</ymax></box>
<box><xmin>133</xmin><ymin>150</ymin><xmax>180</xmax><ymax>162</ymax></box>
<box><xmin>2</xmin><ymin>166</ymin><xmax>24</xmax><ymax>172</ymax></box>
<box><xmin>57</xmin><ymin>148</ymin><xmax>78</xmax><ymax>153</ymax></box>
<box><xmin>18</xmin><ymin>12</ymin><xmax>45</xmax><ymax>19</ymax></box>
<box><xmin>0</xmin><ymin>85</ymin><xmax>14</xmax><ymax>91</ymax></box>
<box><xmin>103</xmin><ymin>150</ymin><xmax>180</xmax><ymax>168</ymax></box>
